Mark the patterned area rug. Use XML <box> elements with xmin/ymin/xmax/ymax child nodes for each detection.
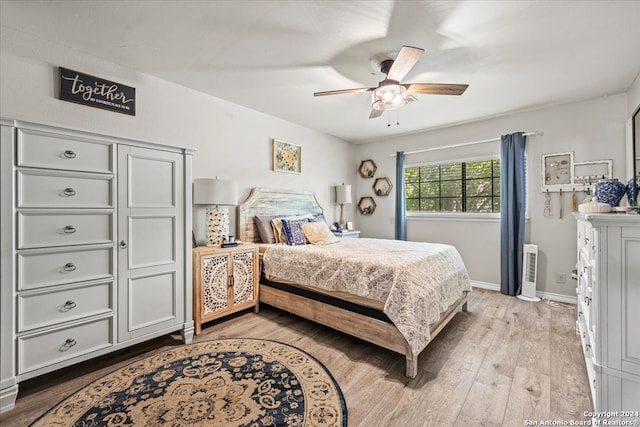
<box><xmin>31</xmin><ymin>338</ymin><xmax>347</xmax><ymax>427</ymax></box>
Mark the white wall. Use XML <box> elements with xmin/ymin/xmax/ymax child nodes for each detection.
<box><xmin>0</xmin><ymin>27</ymin><xmax>356</xmax><ymax>244</ymax></box>
<box><xmin>354</xmin><ymin>94</ymin><xmax>629</xmax><ymax>297</ymax></box>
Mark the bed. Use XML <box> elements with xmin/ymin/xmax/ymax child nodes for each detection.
<box><xmin>238</xmin><ymin>187</ymin><xmax>471</xmax><ymax>378</ymax></box>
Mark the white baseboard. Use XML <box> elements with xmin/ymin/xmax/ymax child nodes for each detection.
<box><xmin>536</xmin><ymin>290</ymin><xmax>577</xmax><ymax>305</ymax></box>
<box><xmin>470</xmin><ymin>280</ymin><xmax>499</xmax><ymax>290</ymax></box>
<box><xmin>470</xmin><ymin>280</ymin><xmax>577</xmax><ymax>305</ymax></box>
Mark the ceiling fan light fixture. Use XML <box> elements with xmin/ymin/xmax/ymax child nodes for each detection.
<box><xmin>371</xmin><ymin>83</ymin><xmax>407</xmax><ymax>111</ymax></box>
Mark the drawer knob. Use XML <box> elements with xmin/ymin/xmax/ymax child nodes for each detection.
<box><xmin>119</xmin><ymin>240</ymin><xmax>127</xmax><ymax>249</ymax></box>
<box><xmin>63</xmin><ymin>262</ymin><xmax>77</xmax><ymax>272</ymax></box>
<box><xmin>61</xmin><ymin>338</ymin><xmax>77</xmax><ymax>351</ymax></box>
<box><xmin>63</xmin><ymin>187</ymin><xmax>77</xmax><ymax>197</ymax></box>
<box><xmin>63</xmin><ymin>300</ymin><xmax>77</xmax><ymax>310</ymax></box>
<box><xmin>63</xmin><ymin>150</ymin><xmax>77</xmax><ymax>159</ymax></box>
<box><xmin>63</xmin><ymin>225</ymin><xmax>77</xmax><ymax>234</ymax></box>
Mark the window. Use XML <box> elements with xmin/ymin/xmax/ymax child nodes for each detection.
<box><xmin>405</xmin><ymin>158</ymin><xmax>501</xmax><ymax>213</ymax></box>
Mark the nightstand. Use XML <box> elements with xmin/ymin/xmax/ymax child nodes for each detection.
<box><xmin>332</xmin><ymin>230</ymin><xmax>360</xmax><ymax>239</ymax></box>
<box><xmin>192</xmin><ymin>244</ymin><xmax>259</xmax><ymax>334</ymax></box>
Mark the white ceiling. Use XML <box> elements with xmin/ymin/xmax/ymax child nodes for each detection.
<box><xmin>1</xmin><ymin>0</ymin><xmax>639</xmax><ymax>143</ymax></box>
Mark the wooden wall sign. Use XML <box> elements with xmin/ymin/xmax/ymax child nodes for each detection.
<box><xmin>59</xmin><ymin>67</ymin><xmax>136</xmax><ymax>116</ymax></box>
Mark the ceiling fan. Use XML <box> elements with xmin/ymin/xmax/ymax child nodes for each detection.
<box><xmin>314</xmin><ymin>46</ymin><xmax>468</xmax><ymax>119</ymax></box>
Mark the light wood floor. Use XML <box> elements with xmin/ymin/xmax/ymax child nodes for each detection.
<box><xmin>0</xmin><ymin>288</ymin><xmax>592</xmax><ymax>427</ymax></box>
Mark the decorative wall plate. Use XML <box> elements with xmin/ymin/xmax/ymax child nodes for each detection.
<box><xmin>373</xmin><ymin>177</ymin><xmax>393</xmax><ymax>196</ymax></box>
<box><xmin>358</xmin><ymin>197</ymin><xmax>377</xmax><ymax>215</ymax></box>
<box><xmin>359</xmin><ymin>159</ymin><xmax>377</xmax><ymax>178</ymax></box>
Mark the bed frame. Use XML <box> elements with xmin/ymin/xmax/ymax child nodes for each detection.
<box><xmin>237</xmin><ymin>187</ymin><xmax>468</xmax><ymax>378</ymax></box>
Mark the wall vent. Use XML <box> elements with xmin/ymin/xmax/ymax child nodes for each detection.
<box><xmin>518</xmin><ymin>244</ymin><xmax>541</xmax><ymax>302</ymax></box>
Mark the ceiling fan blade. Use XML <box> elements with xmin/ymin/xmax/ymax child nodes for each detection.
<box><xmin>405</xmin><ymin>83</ymin><xmax>469</xmax><ymax>95</ymax></box>
<box><xmin>386</xmin><ymin>46</ymin><xmax>424</xmax><ymax>82</ymax></box>
<box><xmin>369</xmin><ymin>109</ymin><xmax>383</xmax><ymax>119</ymax></box>
<box><xmin>314</xmin><ymin>87</ymin><xmax>373</xmax><ymax>97</ymax></box>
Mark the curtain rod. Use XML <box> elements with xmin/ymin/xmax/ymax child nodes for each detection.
<box><xmin>389</xmin><ymin>131</ymin><xmax>543</xmax><ymax>157</ymax></box>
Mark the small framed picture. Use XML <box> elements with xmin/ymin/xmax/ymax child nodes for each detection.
<box><xmin>272</xmin><ymin>138</ymin><xmax>302</xmax><ymax>174</ymax></box>
<box><xmin>346</xmin><ymin>221</ymin><xmax>354</xmax><ymax>231</ymax></box>
<box><xmin>542</xmin><ymin>152</ymin><xmax>574</xmax><ymax>190</ymax></box>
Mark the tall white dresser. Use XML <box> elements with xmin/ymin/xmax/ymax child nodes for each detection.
<box><xmin>574</xmin><ymin>213</ymin><xmax>640</xmax><ymax>420</ymax></box>
<box><xmin>0</xmin><ymin>119</ymin><xmax>195</xmax><ymax>412</ymax></box>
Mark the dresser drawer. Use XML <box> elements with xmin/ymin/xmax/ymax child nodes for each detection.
<box><xmin>17</xmin><ymin>129</ymin><xmax>113</xmax><ymax>173</ymax></box>
<box><xmin>18</xmin><ymin>246</ymin><xmax>113</xmax><ymax>290</ymax></box>
<box><xmin>18</xmin><ymin>281</ymin><xmax>113</xmax><ymax>332</ymax></box>
<box><xmin>18</xmin><ymin>212</ymin><xmax>113</xmax><ymax>249</ymax></box>
<box><xmin>18</xmin><ymin>171</ymin><xmax>113</xmax><ymax>209</ymax></box>
<box><xmin>18</xmin><ymin>317</ymin><xmax>113</xmax><ymax>374</ymax></box>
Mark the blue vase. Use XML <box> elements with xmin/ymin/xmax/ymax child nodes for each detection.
<box><xmin>627</xmin><ymin>178</ymin><xmax>638</xmax><ymax>206</ymax></box>
<box><xmin>594</xmin><ymin>179</ymin><xmax>626</xmax><ymax>207</ymax></box>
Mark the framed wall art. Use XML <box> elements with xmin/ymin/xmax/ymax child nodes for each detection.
<box><xmin>542</xmin><ymin>152</ymin><xmax>574</xmax><ymax>190</ymax></box>
<box><xmin>573</xmin><ymin>159</ymin><xmax>612</xmax><ymax>186</ymax></box>
<box><xmin>272</xmin><ymin>139</ymin><xmax>302</xmax><ymax>174</ymax></box>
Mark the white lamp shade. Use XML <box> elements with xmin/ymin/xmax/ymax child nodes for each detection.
<box><xmin>335</xmin><ymin>184</ymin><xmax>352</xmax><ymax>204</ymax></box>
<box><xmin>193</xmin><ymin>178</ymin><xmax>238</xmax><ymax>206</ymax></box>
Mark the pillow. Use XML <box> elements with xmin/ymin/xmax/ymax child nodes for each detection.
<box><xmin>254</xmin><ymin>215</ymin><xmax>276</xmax><ymax>243</ymax></box>
<box><xmin>271</xmin><ymin>214</ymin><xmax>313</xmax><ymax>243</ymax></box>
<box><xmin>281</xmin><ymin>218</ymin><xmax>312</xmax><ymax>246</ymax></box>
<box><xmin>300</xmin><ymin>220</ymin><xmax>339</xmax><ymax>245</ymax></box>
<box><xmin>313</xmin><ymin>212</ymin><xmax>327</xmax><ymax>223</ymax></box>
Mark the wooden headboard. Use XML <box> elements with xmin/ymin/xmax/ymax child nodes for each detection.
<box><xmin>237</xmin><ymin>188</ymin><xmax>324</xmax><ymax>243</ymax></box>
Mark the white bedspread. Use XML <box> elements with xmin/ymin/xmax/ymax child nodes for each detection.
<box><xmin>262</xmin><ymin>238</ymin><xmax>471</xmax><ymax>357</ymax></box>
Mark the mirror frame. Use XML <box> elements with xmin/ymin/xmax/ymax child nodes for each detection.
<box><xmin>633</xmin><ymin>105</ymin><xmax>639</xmax><ymax>181</ymax></box>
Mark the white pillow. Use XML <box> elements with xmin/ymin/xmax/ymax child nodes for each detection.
<box><xmin>300</xmin><ymin>221</ymin><xmax>338</xmax><ymax>245</ymax></box>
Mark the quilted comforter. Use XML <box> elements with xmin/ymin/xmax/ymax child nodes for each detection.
<box><xmin>262</xmin><ymin>238</ymin><xmax>471</xmax><ymax>357</ymax></box>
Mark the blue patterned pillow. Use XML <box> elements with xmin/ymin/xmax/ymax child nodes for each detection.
<box><xmin>281</xmin><ymin>218</ymin><xmax>312</xmax><ymax>245</ymax></box>
<box><xmin>313</xmin><ymin>212</ymin><xmax>327</xmax><ymax>223</ymax></box>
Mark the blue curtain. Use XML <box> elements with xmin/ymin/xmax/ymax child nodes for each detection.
<box><xmin>395</xmin><ymin>151</ymin><xmax>407</xmax><ymax>240</ymax></box>
<box><xmin>500</xmin><ymin>132</ymin><xmax>527</xmax><ymax>296</ymax></box>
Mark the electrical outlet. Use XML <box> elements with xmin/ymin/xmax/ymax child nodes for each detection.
<box><xmin>556</xmin><ymin>272</ymin><xmax>567</xmax><ymax>284</ymax></box>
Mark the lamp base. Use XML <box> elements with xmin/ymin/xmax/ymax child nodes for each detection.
<box><xmin>205</xmin><ymin>207</ymin><xmax>229</xmax><ymax>246</ymax></box>
<box><xmin>338</xmin><ymin>203</ymin><xmax>346</xmax><ymax>230</ymax></box>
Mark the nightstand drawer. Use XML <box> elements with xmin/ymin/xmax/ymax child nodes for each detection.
<box><xmin>18</xmin><ymin>246</ymin><xmax>113</xmax><ymax>290</ymax></box>
<box><xmin>18</xmin><ymin>171</ymin><xmax>113</xmax><ymax>209</ymax></box>
<box><xmin>18</xmin><ymin>212</ymin><xmax>113</xmax><ymax>249</ymax></box>
<box><xmin>18</xmin><ymin>281</ymin><xmax>113</xmax><ymax>332</ymax></box>
<box><xmin>17</xmin><ymin>129</ymin><xmax>112</xmax><ymax>174</ymax></box>
<box><xmin>18</xmin><ymin>317</ymin><xmax>113</xmax><ymax>374</ymax></box>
